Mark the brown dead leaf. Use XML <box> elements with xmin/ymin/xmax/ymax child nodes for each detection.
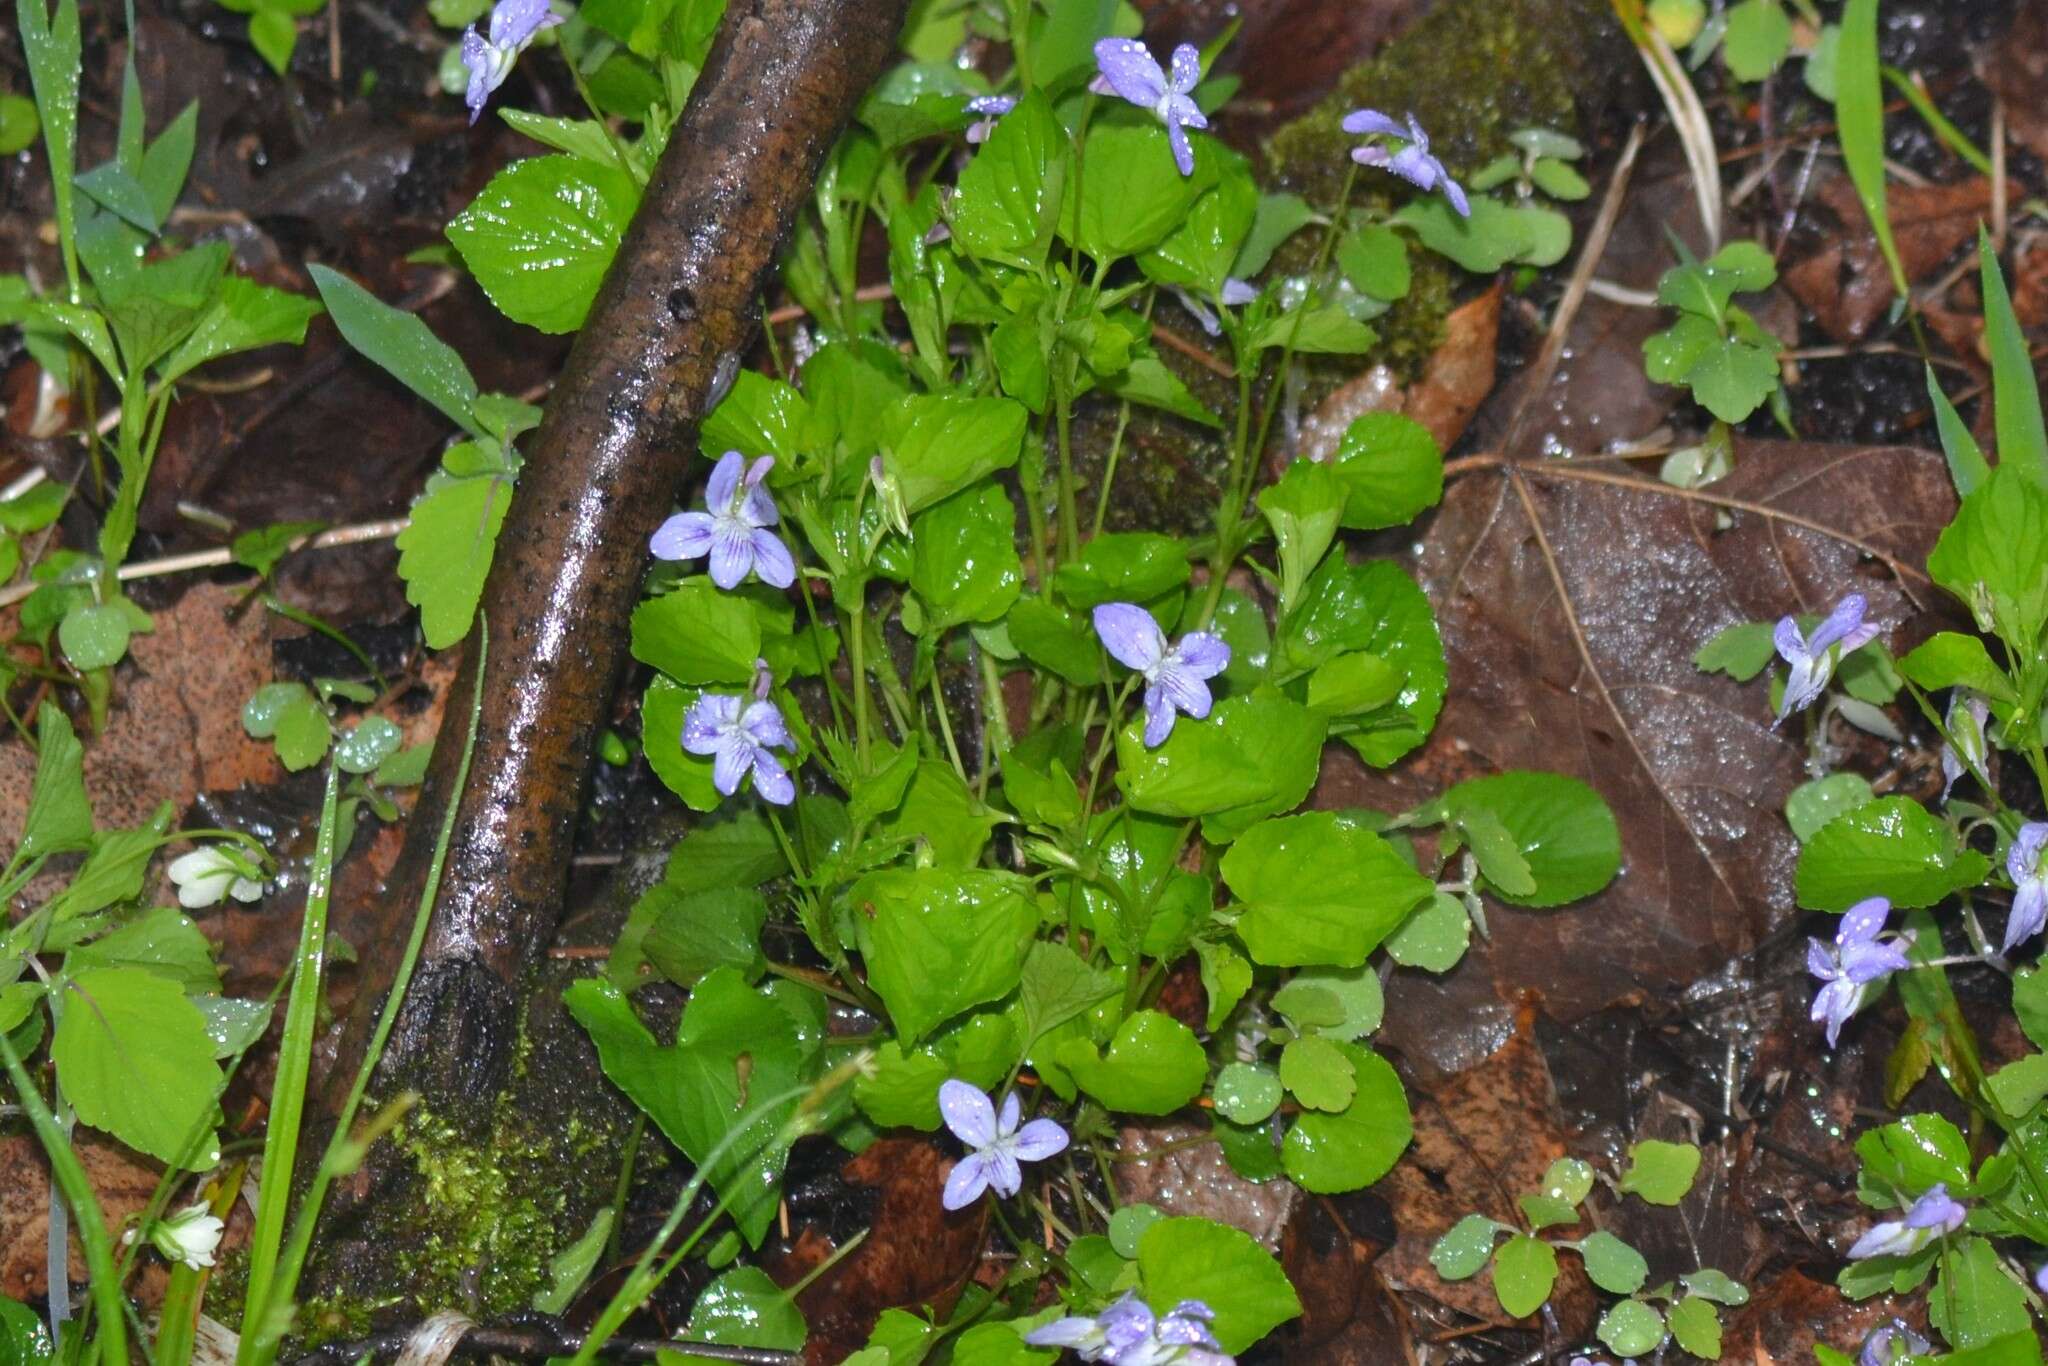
<box><xmin>0</xmin><ymin>1135</ymin><xmax>164</xmax><ymax>1303</ymax></box>
<box><xmin>0</xmin><ymin>583</ymin><xmax>279</xmax><ymax>893</ymax></box>
<box><xmin>1320</xmin><ymin>441</ymin><xmax>1955</xmax><ymax>1063</ymax></box>
<box><xmin>1377</xmin><ymin>1005</ymin><xmax>1594</xmax><ymax>1335</ymax></box>
<box><xmin>782</xmin><ymin>1137</ymin><xmax>985</xmax><ymax>1361</ymax></box>
<box><xmin>1115</xmin><ymin>1120</ymin><xmax>1299</xmax><ymax>1249</ymax></box>
<box><xmin>1985</xmin><ymin>5</ymin><xmax>2048</xmax><ymax>167</ymax></box>
<box><xmin>1782</xmin><ymin>173</ymin><xmax>1990</xmax><ymax>344</ymax></box>
<box><xmin>1294</xmin><ymin>286</ymin><xmax>1501</xmax><ymax>466</ymax></box>
<box><xmin>1722</xmin><ymin>1267</ymin><xmax>1920</xmax><ymax>1362</ymax></box>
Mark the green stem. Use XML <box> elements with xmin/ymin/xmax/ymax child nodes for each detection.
<box><xmin>846</xmin><ymin>580</ymin><xmax>874</xmax><ymax>767</ymax></box>
<box><xmin>1089</xmin><ymin>402</ymin><xmax>1133</xmax><ymax>539</ymax></box>
<box><xmin>3</xmin><ymin>1020</ymin><xmax>126</xmax><ymax>1366</ymax></box>
<box><xmin>929</xmin><ymin>666</ymin><xmax>968</xmax><ymax>785</ymax></box>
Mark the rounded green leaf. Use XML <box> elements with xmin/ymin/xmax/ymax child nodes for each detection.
<box><xmin>640</xmin><ymin>678</ymin><xmax>720</xmax><ymax>811</ymax></box>
<box><xmin>681</xmin><ymin>1267</ymin><xmax>806</xmax><ymax>1354</ymax></box>
<box><xmin>1385</xmin><ymin>892</ymin><xmax>1471</xmax><ymax>972</ymax></box>
<box><xmin>851</xmin><ymin>868</ymin><xmax>1038</xmax><ymax>1044</ymax></box>
<box><xmin>1540</xmin><ymin>1157</ymin><xmax>1595</xmax><ymax>1206</ymax></box>
<box><xmin>1056</xmin><ymin>1010</ymin><xmax>1206</xmax><ymax>1114</ymax></box>
<box><xmin>1577</xmin><ymin>1230</ymin><xmax>1649</xmax><ymax>1295</ymax></box>
<box><xmin>1597</xmin><ymin>1298</ymin><xmax>1667</xmax><ymax>1357</ymax></box>
<box><xmin>1617</xmin><ymin>1139</ymin><xmax>1701</xmax><ymax>1206</ymax></box>
<box><xmin>1277</xmin><ymin>965</ymin><xmax>1383</xmax><ymax>1041</ymax></box>
<box><xmin>447</xmin><ymin>155</ymin><xmax>639</xmax><ymax>333</ymax></box>
<box><xmin>53</xmin><ymin>967</ymin><xmax>221</xmax><ymax>1167</ymax></box>
<box><xmin>909</xmin><ymin>485</ymin><xmax>1022</xmax><ymax>631</ymax></box>
<box><xmin>58</xmin><ymin>602</ymin><xmax>131</xmax><ymax>670</ymax></box>
<box><xmin>1279</xmin><ymin>1035</ymin><xmax>1356</xmax><ymax>1112</ymax></box>
<box><xmin>1490</xmin><ymin>1234</ymin><xmax>1557</xmax><ymax>1319</ymax></box>
<box><xmin>1115</xmin><ymin>688</ymin><xmax>1326</xmax><ymax>824</ymax></box>
<box><xmin>1795</xmin><ymin>795</ymin><xmax>1991</xmax><ymax>911</ymax></box>
<box><xmin>1330</xmin><ymin>414</ymin><xmax>1443</xmax><ymax>530</ymax></box>
<box><xmin>334</xmin><ymin>716</ymin><xmax>402</xmax><ymax>774</ymax></box>
<box><xmin>1211</xmin><ymin>1062</ymin><xmax>1282</xmax><ymax>1125</ymax></box>
<box><xmin>0</xmin><ymin>1293</ymin><xmax>54</xmax><ymax>1365</ymax></box>
<box><xmin>631</xmin><ymin>580</ymin><xmax>762</xmax><ymax>685</ymax></box>
<box><xmin>0</xmin><ymin>94</ymin><xmax>39</xmax><ymax>156</ymax></box>
<box><xmin>1281</xmin><ymin>1043</ymin><xmax>1411</xmax><ymax>1192</ymax></box>
<box><xmin>1274</xmin><ymin>558</ymin><xmax>1444</xmax><ymax>767</ymax></box>
<box><xmin>1440</xmin><ymin>771</ymin><xmax>1621</xmax><ymax>907</ymax></box>
<box><xmin>1221</xmin><ymin>811</ymin><xmax>1433</xmax><ymax>968</ymax></box>
<box><xmin>1785</xmin><ymin>772</ymin><xmax>1876</xmax><ymax>843</ymax></box>
<box><xmin>1136</xmin><ymin>1217</ymin><xmax>1301</xmax><ymax>1354</ymax></box>
<box><xmin>1429</xmin><ymin>1214</ymin><xmax>1507</xmax><ymax>1280</ymax></box>
<box><xmin>1665</xmin><ymin>1296</ymin><xmax>1722</xmax><ymax>1358</ymax></box>
<box><xmin>1679</xmin><ymin>1268</ymin><xmax>1749</xmax><ymax>1305</ymax></box>
<box><xmin>1107</xmin><ymin>1203</ymin><xmax>1164</xmax><ymax>1259</ymax></box>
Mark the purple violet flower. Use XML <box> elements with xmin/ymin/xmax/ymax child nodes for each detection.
<box><xmin>1091</xmin><ymin>39</ymin><xmax>1208</xmax><ymax>176</ymax></box>
<box><xmin>938</xmin><ymin>1079</ymin><xmax>1067</xmax><ymax>1210</ymax></box>
<box><xmin>1341</xmin><ymin>110</ymin><xmax>1470</xmax><ymax>217</ymax></box>
<box><xmin>2007</xmin><ymin>822</ymin><xmax>2048</xmax><ymax>953</ymax></box>
<box><xmin>1847</xmin><ymin>1183</ymin><xmax>1966</xmax><ymax>1261</ymax></box>
<box><xmin>1092</xmin><ymin>602</ymin><xmax>1230</xmax><ymax>748</ymax></box>
<box><xmin>965</xmin><ymin>94</ymin><xmax>1017</xmax><ymax>144</ymax></box>
<box><xmin>1772</xmin><ymin>593</ymin><xmax>1883</xmax><ymax>724</ymax></box>
<box><xmin>1858</xmin><ymin>1320</ymin><xmax>1932</xmax><ymax>1366</ymax></box>
<box><xmin>459</xmin><ymin>0</ymin><xmax>563</xmax><ymax>124</ymax></box>
<box><xmin>1807</xmin><ymin>896</ymin><xmax>1912</xmax><ymax>1049</ymax></box>
<box><xmin>681</xmin><ymin>662</ymin><xmax>796</xmax><ymax>806</ymax></box>
<box><xmin>650</xmin><ymin>451</ymin><xmax>796</xmax><ymax>590</ymax></box>
<box><xmin>1940</xmin><ymin>691</ymin><xmax>1990</xmax><ymax>800</ymax></box>
<box><xmin>1026</xmin><ymin>1293</ymin><xmax>1232</xmax><ymax>1365</ymax></box>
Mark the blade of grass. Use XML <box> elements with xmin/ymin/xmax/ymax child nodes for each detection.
<box><xmin>1</xmin><ymin>1029</ymin><xmax>126</xmax><ymax>1366</ymax></box>
<box><xmin>1925</xmin><ymin>365</ymin><xmax>1990</xmax><ymax>497</ymax></box>
<box><xmin>14</xmin><ymin>0</ymin><xmax>81</xmax><ymax>300</ymax></box>
<box><xmin>1978</xmin><ymin>228</ymin><xmax>2048</xmax><ymax>484</ymax></box>
<box><xmin>1611</xmin><ymin>0</ymin><xmax>1720</xmax><ymax>248</ymax></box>
<box><xmin>235</xmin><ymin>759</ymin><xmax>340</xmax><ymax>1359</ymax></box>
<box><xmin>1881</xmin><ymin>66</ymin><xmax>1993</xmax><ymax>176</ymax></box>
<box><xmin>243</xmin><ymin>623</ymin><xmax>490</xmax><ymax>1366</ymax></box>
<box><xmin>1837</xmin><ymin>0</ymin><xmax>1907</xmax><ymax>303</ymax></box>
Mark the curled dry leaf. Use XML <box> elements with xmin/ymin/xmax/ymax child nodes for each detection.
<box><xmin>1320</xmin><ymin>440</ymin><xmax>1956</xmax><ymax>1058</ymax></box>
<box><xmin>1293</xmin><ymin>284</ymin><xmax>1502</xmax><ymax>467</ymax></box>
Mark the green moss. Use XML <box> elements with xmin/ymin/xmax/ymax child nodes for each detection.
<box><xmin>1268</xmin><ymin>0</ymin><xmax>1624</xmax><ymax>209</ymax></box>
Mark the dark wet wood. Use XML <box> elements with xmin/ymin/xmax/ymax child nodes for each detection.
<box><xmin>327</xmin><ymin>0</ymin><xmax>909</xmax><ymax>1115</ymax></box>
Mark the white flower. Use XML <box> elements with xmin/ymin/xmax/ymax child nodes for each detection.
<box><xmin>166</xmin><ymin>846</ymin><xmax>263</xmax><ymax>909</ymax></box>
<box><xmin>125</xmin><ymin>1202</ymin><xmax>225</xmax><ymax>1271</ymax></box>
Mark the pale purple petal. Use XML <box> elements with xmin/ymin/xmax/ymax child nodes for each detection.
<box><xmin>1807</xmin><ymin>594</ymin><xmax>1870</xmax><ymax>653</ymax></box>
<box><xmin>2006</xmin><ymin>880</ymin><xmax>2048</xmax><ymax>953</ymax></box>
<box><xmin>681</xmin><ymin>694</ymin><xmax>739</xmax><ymax>755</ymax></box>
<box><xmin>460</xmin><ymin>29</ymin><xmax>493</xmax><ymax>121</ymax></box>
<box><xmin>1093</xmin><ymin>603</ymin><xmax>1165</xmax><ymax>673</ymax></box>
<box><xmin>704</xmin><ymin>451</ymin><xmax>745</xmax><ymax>513</ymax></box>
<box><xmin>650</xmin><ymin>511</ymin><xmax>717</xmax><ymax>561</ymax></box>
<box><xmin>1154</xmin><ymin>663</ymin><xmax>1213</xmax><ymax>720</ymax></box>
<box><xmin>707</xmin><ymin>523</ymin><xmax>754</xmax><ymax>590</ymax></box>
<box><xmin>1171</xmin><ymin>95</ymin><xmax>1209</xmax><ymax>131</ymax></box>
<box><xmin>939</xmin><ymin>1079</ymin><xmax>998</xmax><ymax>1147</ymax></box>
<box><xmin>1440</xmin><ymin>174</ymin><xmax>1472</xmax><ymax>218</ymax></box>
<box><xmin>2009</xmin><ymin>823</ymin><xmax>2048</xmax><ymax>883</ymax></box>
<box><xmin>942</xmin><ymin>1154</ymin><xmax>993</xmax><ymax>1210</ymax></box>
<box><xmin>488</xmin><ymin>0</ymin><xmax>559</xmax><ymax>49</ymax></box>
<box><xmin>1024</xmin><ymin>1319</ymin><xmax>1100</xmax><ymax>1350</ymax></box>
<box><xmin>1168</xmin><ymin>43</ymin><xmax>1202</xmax><ymax>94</ymax></box>
<box><xmin>1813</xmin><ymin>977</ymin><xmax>1859</xmax><ymax>1048</ymax></box>
<box><xmin>1772</xmin><ymin>615</ymin><xmax>1807</xmax><ymax>664</ymax></box>
<box><xmin>740</xmin><ymin>482</ymin><xmax>779</xmax><ymax>529</ymax></box>
<box><xmin>1349</xmin><ymin>145</ymin><xmax>1392</xmax><ymax>170</ymax></box>
<box><xmin>740</xmin><ymin>698</ymin><xmax>793</xmax><ymax>751</ymax></box>
<box><xmin>1846</xmin><ymin>1215</ymin><xmax>1913</xmax><ymax>1260</ymax></box>
<box><xmin>1837</xmin><ymin>621</ymin><xmax>1882</xmax><ymax>655</ymax></box>
<box><xmin>1904</xmin><ymin>1184</ymin><xmax>1965</xmax><ymax>1233</ymax></box>
<box><xmin>1861</xmin><ymin>1321</ymin><xmax>1932</xmax><ymax>1366</ymax></box>
<box><xmin>1010</xmin><ymin>1117</ymin><xmax>1069</xmax><ymax>1162</ymax></box>
<box><xmin>1838</xmin><ymin>897</ymin><xmax>1891</xmax><ymax>948</ymax></box>
<box><xmin>997</xmin><ymin>1089</ymin><xmax>1022</xmax><ymax>1137</ymax></box>
<box><xmin>1341</xmin><ymin>109</ymin><xmax>1405</xmax><ymax>138</ymax></box>
<box><xmin>1777</xmin><ymin>654</ymin><xmax>1826</xmax><ymax>722</ymax></box>
<box><xmin>983</xmin><ymin>1147</ymin><xmax>1024</xmax><ymax>1198</ymax></box>
<box><xmin>748</xmin><ymin>529</ymin><xmax>796</xmax><ymax>588</ymax></box>
<box><xmin>966</xmin><ymin>94</ymin><xmax>1016</xmax><ymax>116</ymax></box>
<box><xmin>1097</xmin><ymin>1296</ymin><xmax>1155</xmax><ymax>1347</ymax></box>
<box><xmin>1385</xmin><ymin>144</ymin><xmax>1442</xmax><ymax>192</ymax></box>
<box><xmin>1840</xmin><ymin>938</ymin><xmax>1911</xmax><ymax>984</ymax></box>
<box><xmin>1167</xmin><ymin>119</ymin><xmax>1195</xmax><ymax>177</ymax></box>
<box><xmin>1141</xmin><ymin>685</ymin><xmax>1177</xmax><ymax>748</ymax></box>
<box><xmin>710</xmin><ymin>735</ymin><xmax>751</xmax><ymax>796</ymax></box>
<box><xmin>749</xmin><ymin>749</ymin><xmax>795</xmax><ymax>806</ymax></box>
<box><xmin>965</xmin><ymin>119</ymin><xmax>997</xmax><ymax>145</ymax></box>
<box><xmin>1172</xmin><ymin>632</ymin><xmax>1230</xmax><ymax>680</ymax></box>
<box><xmin>1093</xmin><ymin>38</ymin><xmax>1168</xmax><ymax>106</ymax></box>
<box><xmin>1220</xmin><ymin>278</ymin><xmax>1258</xmax><ymax>306</ymax></box>
<box><xmin>1806</xmin><ymin>938</ymin><xmax>1837</xmax><ymax>981</ymax></box>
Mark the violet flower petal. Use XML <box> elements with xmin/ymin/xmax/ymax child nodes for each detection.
<box><xmin>1168</xmin><ymin>43</ymin><xmax>1202</xmax><ymax>94</ymax></box>
<box><xmin>939</xmin><ymin>1079</ymin><xmax>998</xmax><ymax>1147</ymax></box>
<box><xmin>1838</xmin><ymin>897</ymin><xmax>1891</xmax><ymax>947</ymax></box>
<box><xmin>1010</xmin><ymin>1117</ymin><xmax>1070</xmax><ymax>1163</ymax></box>
<box><xmin>942</xmin><ymin>1155</ymin><xmax>993</xmax><ymax>1210</ymax></box>
<box><xmin>1093</xmin><ymin>602</ymin><xmax>1166</xmax><ymax>673</ymax></box>
<box><xmin>1341</xmin><ymin>108</ymin><xmax>1405</xmax><ymax>138</ymax></box>
<box><xmin>1093</xmin><ymin>38</ymin><xmax>1168</xmax><ymax>106</ymax></box>
<box><xmin>650</xmin><ymin>511</ymin><xmax>717</xmax><ymax>561</ymax></box>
